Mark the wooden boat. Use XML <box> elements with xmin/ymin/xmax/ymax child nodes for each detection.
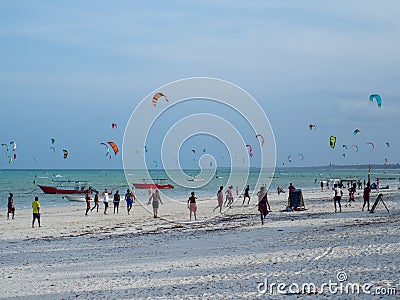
<box><xmin>132</xmin><ymin>178</ymin><xmax>174</xmax><ymax>189</ymax></box>
<box><xmin>37</xmin><ymin>180</ymin><xmax>90</xmax><ymax>194</ymax></box>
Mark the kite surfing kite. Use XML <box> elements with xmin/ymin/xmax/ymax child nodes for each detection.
<box><xmin>351</xmin><ymin>144</ymin><xmax>359</xmax><ymax>152</ymax></box>
<box><xmin>353</xmin><ymin>129</ymin><xmax>362</xmax><ymax>136</ymax></box>
<box><xmin>246</xmin><ymin>144</ymin><xmax>253</xmax><ymax>157</ymax></box>
<box><xmin>51</xmin><ymin>138</ymin><xmax>56</xmax><ymax>144</ymax></box>
<box><xmin>152</xmin><ymin>92</ymin><xmax>169</xmax><ymax>107</ymax></box>
<box><xmin>192</xmin><ymin>149</ymin><xmax>196</xmax><ymax>154</ymax></box>
<box><xmin>153</xmin><ymin>160</ymin><xmax>158</xmax><ymax>168</ymax></box>
<box><xmin>369</xmin><ymin>94</ymin><xmax>382</xmax><ymax>108</ymax></box>
<box><xmin>309</xmin><ymin>124</ymin><xmax>316</xmax><ymax>130</ymax></box>
<box><xmin>144</xmin><ymin>145</ymin><xmax>148</xmax><ymax>153</ymax></box>
<box><xmin>63</xmin><ymin>149</ymin><xmax>68</xmax><ymax>159</ymax></box>
<box><xmin>342</xmin><ymin>145</ymin><xmax>348</xmax><ymax>150</ymax></box>
<box><xmin>100</xmin><ymin>143</ymin><xmax>111</xmax><ymax>157</ymax></box>
<box><xmin>9</xmin><ymin>141</ymin><xmax>16</xmax><ymax>151</ymax></box>
<box><xmin>111</xmin><ymin>123</ymin><xmax>117</xmax><ymax>129</ymax></box>
<box><xmin>330</xmin><ymin>136</ymin><xmax>336</xmax><ymax>149</ymax></box>
<box><xmin>386</xmin><ymin>142</ymin><xmax>391</xmax><ymax>148</ymax></box>
<box><xmin>255</xmin><ymin>134</ymin><xmax>265</xmax><ymax>146</ymax></box>
<box><xmin>342</xmin><ymin>153</ymin><xmax>346</xmax><ymax>158</ymax></box>
<box><xmin>49</xmin><ymin>146</ymin><xmax>56</xmax><ymax>152</ymax></box>
<box><xmin>298</xmin><ymin>153</ymin><xmax>304</xmax><ymax>161</ymax></box>
<box><xmin>366</xmin><ymin>142</ymin><xmax>375</xmax><ymax>151</ymax></box>
<box><xmin>288</xmin><ymin>155</ymin><xmax>292</xmax><ymax>163</ymax></box>
<box><xmin>107</xmin><ymin>142</ymin><xmax>119</xmax><ymax>155</ymax></box>
<box><xmin>2</xmin><ymin>143</ymin><xmax>9</xmax><ymax>152</ymax></box>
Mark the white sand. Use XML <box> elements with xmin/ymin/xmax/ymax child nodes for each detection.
<box><xmin>0</xmin><ymin>189</ymin><xmax>399</xmax><ymax>299</ymax></box>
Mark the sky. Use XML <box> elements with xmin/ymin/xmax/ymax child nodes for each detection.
<box><xmin>1</xmin><ymin>0</ymin><xmax>399</xmax><ymax>169</ymax></box>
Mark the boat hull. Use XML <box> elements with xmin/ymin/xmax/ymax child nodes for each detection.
<box><xmin>64</xmin><ymin>195</ymin><xmax>86</xmax><ymax>202</ymax></box>
<box><xmin>132</xmin><ymin>183</ymin><xmax>174</xmax><ymax>189</ymax></box>
<box><xmin>38</xmin><ymin>185</ymin><xmax>87</xmax><ymax>195</ymax></box>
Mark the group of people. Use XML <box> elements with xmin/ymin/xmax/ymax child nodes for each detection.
<box><xmin>85</xmin><ymin>188</ymin><xmax>137</xmax><ymax>216</ymax></box>
<box><xmin>333</xmin><ymin>182</ymin><xmax>372</xmax><ymax>213</ymax></box>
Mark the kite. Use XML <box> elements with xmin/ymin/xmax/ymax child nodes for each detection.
<box><xmin>386</xmin><ymin>142</ymin><xmax>390</xmax><ymax>148</ymax></box>
<box><xmin>144</xmin><ymin>145</ymin><xmax>148</xmax><ymax>152</ymax></box>
<box><xmin>49</xmin><ymin>146</ymin><xmax>56</xmax><ymax>152</ymax></box>
<box><xmin>13</xmin><ymin>153</ymin><xmax>16</xmax><ymax>160</ymax></box>
<box><xmin>63</xmin><ymin>149</ymin><xmax>68</xmax><ymax>159</ymax></box>
<box><xmin>342</xmin><ymin>153</ymin><xmax>346</xmax><ymax>158</ymax></box>
<box><xmin>111</xmin><ymin>123</ymin><xmax>117</xmax><ymax>129</ymax></box>
<box><xmin>298</xmin><ymin>153</ymin><xmax>304</xmax><ymax>161</ymax></box>
<box><xmin>288</xmin><ymin>155</ymin><xmax>292</xmax><ymax>163</ymax></box>
<box><xmin>366</xmin><ymin>142</ymin><xmax>375</xmax><ymax>151</ymax></box>
<box><xmin>51</xmin><ymin>138</ymin><xmax>56</xmax><ymax>144</ymax></box>
<box><xmin>9</xmin><ymin>141</ymin><xmax>16</xmax><ymax>151</ymax></box>
<box><xmin>342</xmin><ymin>145</ymin><xmax>348</xmax><ymax>150</ymax></box>
<box><xmin>369</xmin><ymin>94</ymin><xmax>382</xmax><ymax>108</ymax></box>
<box><xmin>192</xmin><ymin>149</ymin><xmax>196</xmax><ymax>154</ymax></box>
<box><xmin>384</xmin><ymin>158</ymin><xmax>388</xmax><ymax>163</ymax></box>
<box><xmin>203</xmin><ymin>148</ymin><xmax>206</xmax><ymax>153</ymax></box>
<box><xmin>309</xmin><ymin>124</ymin><xmax>316</xmax><ymax>130</ymax></box>
<box><xmin>8</xmin><ymin>156</ymin><xmax>12</xmax><ymax>164</ymax></box>
<box><xmin>246</xmin><ymin>144</ymin><xmax>253</xmax><ymax>157</ymax></box>
<box><xmin>351</xmin><ymin>144</ymin><xmax>359</xmax><ymax>152</ymax></box>
<box><xmin>255</xmin><ymin>134</ymin><xmax>265</xmax><ymax>146</ymax></box>
<box><xmin>100</xmin><ymin>143</ymin><xmax>111</xmax><ymax>156</ymax></box>
<box><xmin>330</xmin><ymin>136</ymin><xmax>336</xmax><ymax>149</ymax></box>
<box><xmin>353</xmin><ymin>129</ymin><xmax>362</xmax><ymax>136</ymax></box>
<box><xmin>153</xmin><ymin>160</ymin><xmax>158</xmax><ymax>168</ymax></box>
<box><xmin>2</xmin><ymin>143</ymin><xmax>9</xmax><ymax>152</ymax></box>
<box><xmin>152</xmin><ymin>92</ymin><xmax>169</xmax><ymax>107</ymax></box>
<box><xmin>107</xmin><ymin>142</ymin><xmax>119</xmax><ymax>155</ymax></box>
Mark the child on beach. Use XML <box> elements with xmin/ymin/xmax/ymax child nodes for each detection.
<box><xmin>125</xmin><ymin>189</ymin><xmax>136</xmax><ymax>215</ymax></box>
<box><xmin>213</xmin><ymin>186</ymin><xmax>224</xmax><ymax>213</ymax></box>
<box><xmin>85</xmin><ymin>189</ymin><xmax>91</xmax><ymax>215</ymax></box>
<box><xmin>187</xmin><ymin>191</ymin><xmax>197</xmax><ymax>221</ymax></box>
<box><xmin>7</xmin><ymin>193</ymin><xmax>15</xmax><ymax>220</ymax></box>
<box><xmin>32</xmin><ymin>196</ymin><xmax>41</xmax><ymax>228</ymax></box>
<box><xmin>147</xmin><ymin>189</ymin><xmax>163</xmax><ymax>218</ymax></box>
<box><xmin>347</xmin><ymin>183</ymin><xmax>356</xmax><ymax>207</ymax></box>
<box><xmin>113</xmin><ymin>190</ymin><xmax>120</xmax><ymax>214</ymax></box>
<box><xmin>91</xmin><ymin>191</ymin><xmax>99</xmax><ymax>212</ymax></box>
<box><xmin>334</xmin><ymin>184</ymin><xmax>342</xmax><ymax>213</ymax></box>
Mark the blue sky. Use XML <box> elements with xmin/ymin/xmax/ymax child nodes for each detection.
<box><xmin>1</xmin><ymin>1</ymin><xmax>399</xmax><ymax>169</ymax></box>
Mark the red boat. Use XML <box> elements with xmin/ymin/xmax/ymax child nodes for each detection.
<box><xmin>37</xmin><ymin>180</ymin><xmax>90</xmax><ymax>194</ymax></box>
<box><xmin>132</xmin><ymin>179</ymin><xmax>174</xmax><ymax>190</ymax></box>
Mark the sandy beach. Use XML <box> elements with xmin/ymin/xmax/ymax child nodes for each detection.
<box><xmin>0</xmin><ymin>189</ymin><xmax>399</xmax><ymax>299</ymax></box>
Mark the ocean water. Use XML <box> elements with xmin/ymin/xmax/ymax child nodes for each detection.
<box><xmin>1</xmin><ymin>167</ymin><xmax>399</xmax><ymax>210</ymax></box>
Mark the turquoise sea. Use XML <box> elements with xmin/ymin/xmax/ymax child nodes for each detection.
<box><xmin>1</xmin><ymin>166</ymin><xmax>399</xmax><ymax>210</ymax></box>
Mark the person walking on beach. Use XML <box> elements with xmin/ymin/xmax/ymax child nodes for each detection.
<box><xmin>257</xmin><ymin>186</ymin><xmax>266</xmax><ymax>204</ymax></box>
<box><xmin>362</xmin><ymin>182</ymin><xmax>372</xmax><ymax>211</ymax></box>
<box><xmin>85</xmin><ymin>189</ymin><xmax>91</xmax><ymax>216</ymax></box>
<box><xmin>147</xmin><ymin>189</ymin><xmax>163</xmax><ymax>218</ymax></box>
<box><xmin>347</xmin><ymin>183</ymin><xmax>356</xmax><ymax>207</ymax></box>
<box><xmin>7</xmin><ymin>193</ymin><xmax>15</xmax><ymax>219</ymax></box>
<box><xmin>224</xmin><ymin>186</ymin><xmax>234</xmax><ymax>208</ymax></box>
<box><xmin>187</xmin><ymin>191</ymin><xmax>197</xmax><ymax>221</ymax></box>
<box><xmin>32</xmin><ymin>196</ymin><xmax>41</xmax><ymax>228</ymax></box>
<box><xmin>258</xmin><ymin>192</ymin><xmax>270</xmax><ymax>225</ymax></box>
<box><xmin>91</xmin><ymin>190</ymin><xmax>99</xmax><ymax>212</ymax></box>
<box><xmin>242</xmin><ymin>185</ymin><xmax>251</xmax><ymax>205</ymax></box>
<box><xmin>113</xmin><ymin>190</ymin><xmax>121</xmax><ymax>214</ymax></box>
<box><xmin>213</xmin><ymin>186</ymin><xmax>224</xmax><ymax>213</ymax></box>
<box><xmin>102</xmin><ymin>188</ymin><xmax>113</xmax><ymax>215</ymax></box>
<box><xmin>320</xmin><ymin>181</ymin><xmax>324</xmax><ymax>191</ymax></box>
<box><xmin>125</xmin><ymin>189</ymin><xmax>136</xmax><ymax>215</ymax></box>
<box><xmin>333</xmin><ymin>184</ymin><xmax>342</xmax><ymax>213</ymax></box>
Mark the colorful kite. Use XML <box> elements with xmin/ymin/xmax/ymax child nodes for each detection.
<box><xmin>342</xmin><ymin>145</ymin><xmax>348</xmax><ymax>150</ymax></box>
<box><xmin>63</xmin><ymin>149</ymin><xmax>68</xmax><ymax>159</ymax></box>
<box><xmin>309</xmin><ymin>124</ymin><xmax>316</xmax><ymax>130</ymax></box>
<box><xmin>246</xmin><ymin>144</ymin><xmax>253</xmax><ymax>157</ymax></box>
<box><xmin>9</xmin><ymin>141</ymin><xmax>16</xmax><ymax>151</ymax></box>
<box><xmin>152</xmin><ymin>92</ymin><xmax>169</xmax><ymax>107</ymax></box>
<box><xmin>353</xmin><ymin>129</ymin><xmax>362</xmax><ymax>136</ymax></box>
<box><xmin>111</xmin><ymin>123</ymin><xmax>117</xmax><ymax>129</ymax></box>
<box><xmin>330</xmin><ymin>136</ymin><xmax>336</xmax><ymax>149</ymax></box>
<box><xmin>107</xmin><ymin>142</ymin><xmax>119</xmax><ymax>155</ymax></box>
<box><xmin>369</xmin><ymin>94</ymin><xmax>382</xmax><ymax>108</ymax></box>
<box><xmin>51</xmin><ymin>138</ymin><xmax>56</xmax><ymax>144</ymax></box>
<box><xmin>386</xmin><ymin>142</ymin><xmax>391</xmax><ymax>148</ymax></box>
<box><xmin>366</xmin><ymin>142</ymin><xmax>375</xmax><ymax>151</ymax></box>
